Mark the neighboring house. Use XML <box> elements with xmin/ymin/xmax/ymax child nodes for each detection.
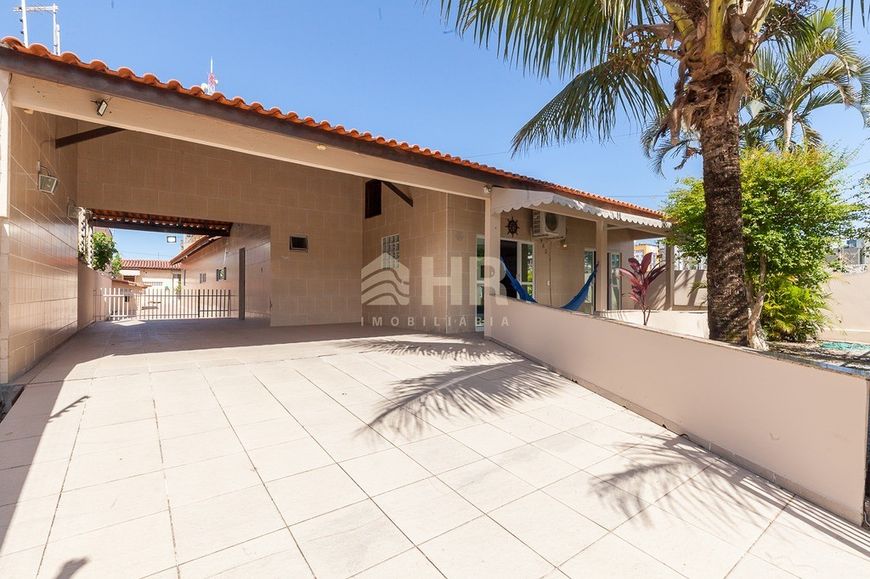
<box><xmin>119</xmin><ymin>259</ymin><xmax>181</xmax><ymax>291</ymax></box>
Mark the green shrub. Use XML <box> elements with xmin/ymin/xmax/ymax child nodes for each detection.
<box><xmin>761</xmin><ymin>276</ymin><xmax>828</xmax><ymax>342</ymax></box>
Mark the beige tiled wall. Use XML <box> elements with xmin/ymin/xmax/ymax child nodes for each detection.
<box><xmin>75</xmin><ymin>124</ymin><xmax>363</xmax><ymax>327</ymax></box>
<box><xmin>2</xmin><ymin>110</ymin><xmax>79</xmax><ymax>382</ymax></box>
<box><xmin>178</xmin><ymin>223</ymin><xmax>271</xmax><ymax>319</ymax></box>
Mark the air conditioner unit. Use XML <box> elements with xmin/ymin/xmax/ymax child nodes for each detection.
<box><xmin>532</xmin><ymin>211</ymin><xmax>566</xmax><ymax>238</ymax></box>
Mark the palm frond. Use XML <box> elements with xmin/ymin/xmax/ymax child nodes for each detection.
<box><xmin>440</xmin><ymin>0</ymin><xmax>659</xmax><ymax>78</ymax></box>
<box><xmin>511</xmin><ymin>47</ymin><xmax>668</xmax><ymax>152</ymax></box>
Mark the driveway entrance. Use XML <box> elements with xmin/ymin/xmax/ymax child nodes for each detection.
<box><xmin>0</xmin><ymin>320</ymin><xmax>868</xmax><ymax>577</ymax></box>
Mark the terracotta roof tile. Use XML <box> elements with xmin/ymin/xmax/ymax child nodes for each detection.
<box><xmin>120</xmin><ymin>259</ymin><xmax>179</xmax><ymax>270</ymax></box>
<box><xmin>0</xmin><ymin>37</ymin><xmax>663</xmax><ymax>219</ymax></box>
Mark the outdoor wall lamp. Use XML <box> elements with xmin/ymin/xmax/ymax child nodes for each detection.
<box><xmin>95</xmin><ymin>99</ymin><xmax>108</xmax><ymax>116</ymax></box>
<box><xmin>37</xmin><ymin>162</ymin><xmax>58</xmax><ymax>194</ymax></box>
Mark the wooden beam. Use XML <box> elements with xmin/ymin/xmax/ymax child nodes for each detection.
<box><xmin>55</xmin><ymin>126</ymin><xmax>124</xmax><ymax>148</ymax></box>
<box><xmin>89</xmin><ymin>219</ymin><xmax>230</xmax><ymax>237</ymax></box>
<box><xmin>382</xmin><ymin>180</ymin><xmax>413</xmax><ymax>207</ymax></box>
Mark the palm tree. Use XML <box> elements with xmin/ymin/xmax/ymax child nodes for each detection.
<box><xmin>745</xmin><ymin>9</ymin><xmax>870</xmax><ymax>150</ymax></box>
<box><xmin>439</xmin><ymin>0</ymin><xmax>854</xmax><ymax>344</ymax></box>
<box><xmin>643</xmin><ymin>9</ymin><xmax>869</xmax><ymax>168</ymax></box>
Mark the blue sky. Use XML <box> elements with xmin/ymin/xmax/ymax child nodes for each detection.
<box><xmin>4</xmin><ymin>1</ymin><xmax>869</xmax><ymax>259</ymax></box>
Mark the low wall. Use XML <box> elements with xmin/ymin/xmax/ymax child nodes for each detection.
<box><xmin>647</xmin><ymin>269</ymin><xmax>707</xmax><ymax>310</ymax></box>
<box><xmin>601</xmin><ymin>310</ymin><xmax>709</xmax><ymax>339</ymax></box>
<box><xmin>490</xmin><ymin>298</ymin><xmax>869</xmax><ymax>524</ymax></box>
<box><xmin>822</xmin><ymin>271</ymin><xmax>870</xmax><ymax>344</ymax></box>
<box><xmin>77</xmin><ymin>263</ymin><xmax>112</xmax><ymax>329</ymax></box>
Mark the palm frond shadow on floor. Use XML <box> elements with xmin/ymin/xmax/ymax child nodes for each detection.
<box><xmin>346</xmin><ymin>338</ymin><xmax>516</xmax><ymax>363</ymax></box>
<box><xmin>591</xmin><ymin>436</ymin><xmax>870</xmax><ymax>558</ymax></box>
<box><xmin>366</xmin><ymin>361</ymin><xmax>569</xmax><ymax>436</ymax></box>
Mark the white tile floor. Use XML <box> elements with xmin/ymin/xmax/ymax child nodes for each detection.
<box><xmin>0</xmin><ymin>319</ymin><xmax>869</xmax><ymax>578</ymax></box>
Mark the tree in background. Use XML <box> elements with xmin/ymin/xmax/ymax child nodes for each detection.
<box><xmin>665</xmin><ymin>147</ymin><xmax>867</xmax><ymax>346</ymax></box>
<box><xmin>92</xmin><ymin>231</ymin><xmax>121</xmax><ymax>276</ymax></box>
<box><xmin>644</xmin><ymin>9</ymin><xmax>870</xmax><ymax>167</ymax></box>
<box><xmin>744</xmin><ymin>9</ymin><xmax>870</xmax><ymax>151</ymax></box>
<box><xmin>438</xmin><ymin>0</ymin><xmax>866</xmax><ymax>345</ymax></box>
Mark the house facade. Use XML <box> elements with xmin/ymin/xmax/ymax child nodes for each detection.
<box><xmin>0</xmin><ymin>37</ymin><xmax>670</xmax><ymax>383</ymax></box>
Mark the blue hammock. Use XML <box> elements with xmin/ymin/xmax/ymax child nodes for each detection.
<box><xmin>500</xmin><ymin>258</ymin><xmax>597</xmax><ymax>312</ymax></box>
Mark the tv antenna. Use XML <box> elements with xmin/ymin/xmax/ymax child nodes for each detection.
<box><xmin>13</xmin><ymin>1</ymin><xmax>61</xmax><ymax>54</ymax></box>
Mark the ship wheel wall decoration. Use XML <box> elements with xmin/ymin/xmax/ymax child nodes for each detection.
<box><xmin>505</xmin><ymin>217</ymin><xmax>520</xmax><ymax>237</ymax></box>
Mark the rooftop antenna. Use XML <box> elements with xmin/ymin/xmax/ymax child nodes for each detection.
<box><xmin>13</xmin><ymin>1</ymin><xmax>61</xmax><ymax>54</ymax></box>
<box><xmin>200</xmin><ymin>58</ymin><xmax>218</xmax><ymax>96</ymax></box>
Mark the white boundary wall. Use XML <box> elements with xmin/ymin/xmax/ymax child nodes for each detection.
<box><xmin>600</xmin><ymin>310</ymin><xmax>709</xmax><ymax>339</ymax></box>
<box><xmin>490</xmin><ymin>298</ymin><xmax>869</xmax><ymax>524</ymax></box>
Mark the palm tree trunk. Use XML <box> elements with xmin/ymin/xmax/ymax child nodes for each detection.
<box><xmin>699</xmin><ymin>109</ymin><xmax>750</xmax><ymax>345</ymax></box>
<box><xmin>782</xmin><ymin>111</ymin><xmax>794</xmax><ymax>151</ymax></box>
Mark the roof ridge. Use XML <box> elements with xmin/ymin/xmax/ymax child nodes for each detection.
<box><xmin>0</xmin><ymin>37</ymin><xmax>663</xmax><ymax>219</ymax></box>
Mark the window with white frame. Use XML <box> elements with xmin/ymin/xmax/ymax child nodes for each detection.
<box><xmin>381</xmin><ymin>234</ymin><xmax>400</xmax><ymax>269</ymax></box>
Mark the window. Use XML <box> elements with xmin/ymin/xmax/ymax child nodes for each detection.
<box><xmin>198</xmin><ymin>272</ymin><xmax>207</xmax><ymax>283</ymax></box>
<box><xmin>216</xmin><ymin>267</ymin><xmax>227</xmax><ymax>282</ymax></box>
<box><xmin>608</xmin><ymin>252</ymin><xmax>622</xmax><ymax>310</ymax></box>
<box><xmin>289</xmin><ymin>235</ymin><xmax>308</xmax><ymax>252</ymax></box>
<box><xmin>381</xmin><ymin>234</ymin><xmax>400</xmax><ymax>269</ymax></box>
<box><xmin>365</xmin><ymin>180</ymin><xmax>382</xmax><ymax>218</ymax></box>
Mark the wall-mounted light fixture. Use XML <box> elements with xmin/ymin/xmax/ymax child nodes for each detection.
<box><xmin>315</xmin><ymin>144</ymin><xmax>327</xmax><ymax>151</ymax></box>
<box><xmin>37</xmin><ymin>163</ymin><xmax>58</xmax><ymax>194</ymax></box>
<box><xmin>166</xmin><ymin>235</ymin><xmax>177</xmax><ymax>244</ymax></box>
<box><xmin>95</xmin><ymin>99</ymin><xmax>108</xmax><ymax>116</ymax></box>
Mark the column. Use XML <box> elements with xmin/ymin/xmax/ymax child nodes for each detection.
<box><xmin>0</xmin><ymin>71</ymin><xmax>11</xmax><ymax>383</ymax></box>
<box><xmin>665</xmin><ymin>243</ymin><xmax>675</xmax><ymax>310</ymax></box>
<box><xmin>594</xmin><ymin>219</ymin><xmax>608</xmax><ymax>312</ymax></box>
<box><xmin>483</xmin><ymin>194</ymin><xmax>501</xmax><ymax>338</ymax></box>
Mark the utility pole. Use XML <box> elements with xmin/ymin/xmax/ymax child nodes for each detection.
<box><xmin>13</xmin><ymin>2</ymin><xmax>61</xmax><ymax>54</ymax></box>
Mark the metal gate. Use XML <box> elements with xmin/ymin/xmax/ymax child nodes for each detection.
<box><xmin>99</xmin><ymin>288</ymin><xmax>233</xmax><ymax>321</ymax></box>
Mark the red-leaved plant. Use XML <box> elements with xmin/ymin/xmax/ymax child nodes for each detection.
<box><xmin>618</xmin><ymin>252</ymin><xmax>667</xmax><ymax>326</ymax></box>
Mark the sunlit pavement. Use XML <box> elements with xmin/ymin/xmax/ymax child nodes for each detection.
<box><xmin>1</xmin><ymin>319</ymin><xmax>868</xmax><ymax>578</ymax></box>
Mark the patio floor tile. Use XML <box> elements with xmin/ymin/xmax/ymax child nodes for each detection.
<box><xmin>450</xmin><ymin>423</ymin><xmax>525</xmax><ymax>457</ymax></box>
<box><xmin>373</xmin><ymin>478</ymin><xmax>480</xmax><ymax>544</ymax></box>
<box><xmin>400</xmin><ymin>434</ymin><xmax>482</xmax><ymax>474</ymax></box>
<box><xmin>438</xmin><ymin>459</ymin><xmax>534</xmax><ymax>512</ymax></box>
<box><xmin>178</xmin><ymin>529</ymin><xmax>311</xmax><ymax>579</ymax></box>
<box><xmin>614</xmin><ymin>505</ymin><xmax>744</xmax><ymax>578</ymax></box>
<box><xmin>339</xmin><ymin>449</ymin><xmax>429</xmax><ymax>496</ymax></box>
<box><xmin>49</xmin><ymin>471</ymin><xmax>167</xmax><ymax>542</ymax></box>
<box><xmin>164</xmin><ymin>452</ymin><xmax>260</xmax><ymax>508</ymax></box>
<box><xmin>170</xmin><ymin>485</ymin><xmax>285</xmax><ymax>563</ymax></box>
<box><xmin>490</xmin><ymin>491</ymin><xmax>606</xmax><ymax>565</ymax></box>
<box><xmin>160</xmin><ymin>427</ymin><xmax>244</xmax><ymax>468</ymax></box>
<box><xmin>38</xmin><ymin>511</ymin><xmax>175</xmax><ymax>579</ymax></box>
<box><xmin>233</xmin><ymin>416</ymin><xmax>308</xmax><ymax>450</ymax></box>
<box><xmin>353</xmin><ymin>547</ymin><xmax>443</xmax><ymax>578</ymax></box>
<box><xmin>420</xmin><ymin>517</ymin><xmax>553</xmax><ymax>578</ymax></box>
<box><xmin>0</xmin><ymin>494</ymin><xmax>58</xmax><ymax>557</ymax></box>
<box><xmin>544</xmin><ymin>470</ymin><xmax>647</xmax><ymax>530</ymax></box>
<box><xmin>291</xmin><ymin>499</ymin><xmax>412</xmax><ymax>578</ymax></box>
<box><xmin>266</xmin><ymin>464</ymin><xmax>366</xmax><ymax>525</ymax></box>
<box><xmin>561</xmin><ymin>534</ymin><xmax>681</xmax><ymax>578</ymax></box>
<box><xmin>532</xmin><ymin>432</ymin><xmax>614</xmax><ymax>469</ymax></box>
<box><xmin>63</xmin><ymin>440</ymin><xmax>163</xmax><ymax>490</ymax></box>
<box><xmin>489</xmin><ymin>444</ymin><xmax>578</xmax><ymax>488</ymax></box>
<box><xmin>248</xmin><ymin>437</ymin><xmax>334</xmax><ymax>482</ymax></box>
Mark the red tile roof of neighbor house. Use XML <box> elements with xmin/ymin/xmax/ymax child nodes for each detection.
<box><xmin>0</xmin><ymin>37</ymin><xmax>663</xmax><ymax>220</ymax></box>
<box><xmin>120</xmin><ymin>259</ymin><xmax>180</xmax><ymax>270</ymax></box>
